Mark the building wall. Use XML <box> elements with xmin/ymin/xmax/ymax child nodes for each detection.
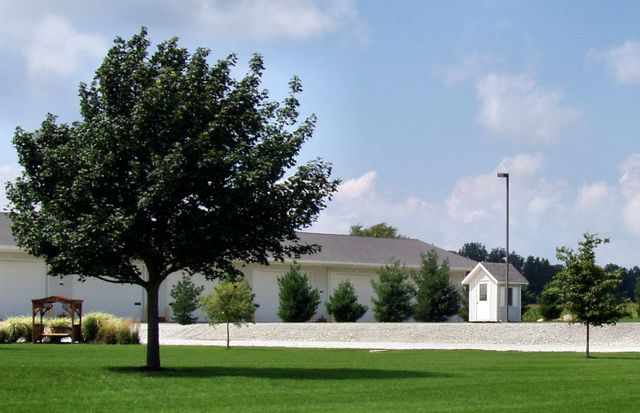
<box><xmin>0</xmin><ymin>250</ymin><xmax>472</xmax><ymax>323</ymax></box>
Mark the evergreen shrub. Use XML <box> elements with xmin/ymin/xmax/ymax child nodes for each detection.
<box><xmin>326</xmin><ymin>280</ymin><xmax>367</xmax><ymax>322</ymax></box>
<box><xmin>277</xmin><ymin>263</ymin><xmax>320</xmax><ymax>322</ymax></box>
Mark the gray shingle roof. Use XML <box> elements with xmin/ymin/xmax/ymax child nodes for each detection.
<box><xmin>480</xmin><ymin>262</ymin><xmax>528</xmax><ymax>284</ymax></box>
<box><xmin>0</xmin><ymin>213</ymin><xmax>476</xmax><ymax>269</ymax></box>
<box><xmin>292</xmin><ymin>232</ymin><xmax>477</xmax><ymax>269</ymax></box>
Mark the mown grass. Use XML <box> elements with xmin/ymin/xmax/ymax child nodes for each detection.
<box><xmin>0</xmin><ymin>344</ymin><xmax>639</xmax><ymax>412</ymax></box>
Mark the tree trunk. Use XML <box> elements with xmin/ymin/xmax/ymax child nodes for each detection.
<box><xmin>146</xmin><ymin>284</ymin><xmax>162</xmax><ymax>369</ymax></box>
<box><xmin>226</xmin><ymin>317</ymin><xmax>230</xmax><ymax>350</ymax></box>
<box><xmin>585</xmin><ymin>323</ymin><xmax>590</xmax><ymax>359</ymax></box>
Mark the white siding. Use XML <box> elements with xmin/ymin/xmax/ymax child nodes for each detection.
<box><xmin>0</xmin><ymin>258</ymin><xmax>47</xmax><ymax>317</ymax></box>
<box><xmin>250</xmin><ymin>268</ymin><xmax>285</xmax><ymax>322</ymax></box>
<box><xmin>73</xmin><ymin>275</ymin><xmax>146</xmax><ymax>319</ymax></box>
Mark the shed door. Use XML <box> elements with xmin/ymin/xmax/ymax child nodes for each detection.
<box><xmin>476</xmin><ymin>283</ymin><xmax>490</xmax><ymax>321</ymax></box>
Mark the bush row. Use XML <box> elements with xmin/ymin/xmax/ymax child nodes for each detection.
<box><xmin>0</xmin><ymin>313</ymin><xmax>139</xmax><ymax>344</ymax></box>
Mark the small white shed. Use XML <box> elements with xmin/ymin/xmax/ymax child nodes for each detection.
<box><xmin>461</xmin><ymin>262</ymin><xmax>529</xmax><ymax>322</ymax></box>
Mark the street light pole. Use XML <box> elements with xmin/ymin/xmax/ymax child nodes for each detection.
<box><xmin>497</xmin><ymin>172</ymin><xmax>509</xmax><ymax>322</ymax></box>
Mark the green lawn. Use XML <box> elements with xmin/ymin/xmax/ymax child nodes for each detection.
<box><xmin>1</xmin><ymin>344</ymin><xmax>638</xmax><ymax>412</ymax></box>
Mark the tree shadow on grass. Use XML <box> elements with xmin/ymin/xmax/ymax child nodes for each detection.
<box><xmin>107</xmin><ymin>366</ymin><xmax>449</xmax><ymax>380</ymax></box>
<box><xmin>590</xmin><ymin>354</ymin><xmax>640</xmax><ymax>361</ymax></box>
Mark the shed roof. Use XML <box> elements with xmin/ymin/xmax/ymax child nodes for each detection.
<box><xmin>462</xmin><ymin>262</ymin><xmax>529</xmax><ymax>285</ymax></box>
<box><xmin>0</xmin><ymin>213</ymin><xmax>476</xmax><ymax>269</ymax></box>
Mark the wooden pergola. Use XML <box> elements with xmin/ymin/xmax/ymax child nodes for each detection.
<box><xmin>32</xmin><ymin>296</ymin><xmax>83</xmax><ymax>343</ymax></box>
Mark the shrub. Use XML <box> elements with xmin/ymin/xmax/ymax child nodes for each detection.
<box><xmin>4</xmin><ymin>316</ymin><xmax>32</xmax><ymax>342</ymax></box>
<box><xmin>170</xmin><ymin>275</ymin><xmax>205</xmax><ymax>325</ymax></box>
<box><xmin>82</xmin><ymin>312</ymin><xmax>118</xmax><ymax>342</ymax></box>
<box><xmin>371</xmin><ymin>261</ymin><xmax>415</xmax><ymax>322</ymax></box>
<box><xmin>539</xmin><ymin>283</ymin><xmax>563</xmax><ymax>320</ymax></box>
<box><xmin>0</xmin><ymin>324</ymin><xmax>7</xmax><ymax>343</ymax></box>
<box><xmin>117</xmin><ymin>318</ymin><xmax>140</xmax><ymax>344</ymax></box>
<box><xmin>96</xmin><ymin>320</ymin><xmax>119</xmax><ymax>344</ymax></box>
<box><xmin>522</xmin><ymin>306</ymin><xmax>542</xmax><ymax>322</ymax></box>
<box><xmin>46</xmin><ymin>317</ymin><xmax>71</xmax><ymax>329</ymax></box>
<box><xmin>412</xmin><ymin>251</ymin><xmax>459</xmax><ymax>322</ymax></box>
<box><xmin>326</xmin><ymin>280</ymin><xmax>367</xmax><ymax>322</ymax></box>
<box><xmin>277</xmin><ymin>263</ymin><xmax>320</xmax><ymax>322</ymax></box>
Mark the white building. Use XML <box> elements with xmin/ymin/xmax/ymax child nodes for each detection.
<box><xmin>0</xmin><ymin>212</ymin><xmax>484</xmax><ymax>322</ymax></box>
<box><xmin>461</xmin><ymin>262</ymin><xmax>529</xmax><ymax>322</ymax></box>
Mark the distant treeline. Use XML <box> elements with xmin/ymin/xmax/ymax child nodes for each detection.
<box><xmin>456</xmin><ymin>242</ymin><xmax>639</xmax><ymax>303</ymax></box>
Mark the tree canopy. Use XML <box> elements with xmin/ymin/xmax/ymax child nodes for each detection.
<box><xmin>350</xmin><ymin>223</ymin><xmax>405</xmax><ymax>238</ymax></box>
<box><xmin>457</xmin><ymin>242</ymin><xmax>488</xmax><ymax>262</ymax></box>
<box><xmin>6</xmin><ymin>29</ymin><xmax>338</xmax><ymax>369</ymax></box>
<box><xmin>553</xmin><ymin>233</ymin><xmax>628</xmax><ymax>358</ymax></box>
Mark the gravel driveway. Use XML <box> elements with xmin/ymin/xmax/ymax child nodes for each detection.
<box><xmin>139</xmin><ymin>322</ymin><xmax>640</xmax><ymax>352</ymax></box>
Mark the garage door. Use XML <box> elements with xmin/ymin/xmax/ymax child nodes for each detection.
<box><xmin>0</xmin><ymin>259</ymin><xmax>47</xmax><ymax>317</ymax></box>
<box><xmin>251</xmin><ymin>269</ymin><xmax>285</xmax><ymax>322</ymax></box>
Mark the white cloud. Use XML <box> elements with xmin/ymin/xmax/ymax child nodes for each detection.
<box><xmin>476</xmin><ymin>72</ymin><xmax>582</xmax><ymax>144</ymax></box>
<box><xmin>618</xmin><ymin>154</ymin><xmax>640</xmax><ymax>234</ymax></box>
<box><xmin>336</xmin><ymin>171</ymin><xmax>377</xmax><ymax>200</ymax></box>
<box><xmin>597</xmin><ymin>40</ymin><xmax>640</xmax><ymax>84</ymax></box>
<box><xmin>26</xmin><ymin>15</ymin><xmax>107</xmax><ymax>81</ymax></box>
<box><xmin>440</xmin><ymin>52</ymin><xmax>502</xmax><ymax>85</ymax></box>
<box><xmin>311</xmin><ymin>170</ymin><xmax>436</xmax><ymax>236</ymax></box>
<box><xmin>194</xmin><ymin>0</ymin><xmax>367</xmax><ymax>42</ymax></box>
<box><xmin>575</xmin><ymin>182</ymin><xmax>612</xmax><ymax>216</ymax></box>
<box><xmin>447</xmin><ymin>154</ymin><xmax>546</xmax><ymax>224</ymax></box>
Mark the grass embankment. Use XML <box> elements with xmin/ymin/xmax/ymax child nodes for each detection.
<box><xmin>0</xmin><ymin>344</ymin><xmax>638</xmax><ymax>412</ymax></box>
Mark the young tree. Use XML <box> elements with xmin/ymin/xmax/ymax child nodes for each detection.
<box><xmin>371</xmin><ymin>261</ymin><xmax>415</xmax><ymax>322</ymax></box>
<box><xmin>326</xmin><ymin>280</ymin><xmax>368</xmax><ymax>322</ymax></box>
<box><xmin>350</xmin><ymin>222</ymin><xmax>405</xmax><ymax>238</ymax></box>
<box><xmin>412</xmin><ymin>250</ymin><xmax>460</xmax><ymax>322</ymax></box>
<box><xmin>6</xmin><ymin>29</ymin><xmax>338</xmax><ymax>369</ymax></box>
<box><xmin>170</xmin><ymin>275</ymin><xmax>204</xmax><ymax>325</ymax></box>
<box><xmin>457</xmin><ymin>242</ymin><xmax>488</xmax><ymax>262</ymax></box>
<box><xmin>200</xmin><ymin>280</ymin><xmax>258</xmax><ymax>349</ymax></box>
<box><xmin>277</xmin><ymin>263</ymin><xmax>320</xmax><ymax>322</ymax></box>
<box><xmin>553</xmin><ymin>233</ymin><xmax>628</xmax><ymax>358</ymax></box>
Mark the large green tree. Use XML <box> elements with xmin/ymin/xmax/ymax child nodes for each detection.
<box><xmin>412</xmin><ymin>250</ymin><xmax>460</xmax><ymax>322</ymax></box>
<box><xmin>349</xmin><ymin>222</ymin><xmax>405</xmax><ymax>238</ymax></box>
<box><xmin>457</xmin><ymin>242</ymin><xmax>488</xmax><ymax>262</ymax></box>
<box><xmin>553</xmin><ymin>233</ymin><xmax>628</xmax><ymax>358</ymax></box>
<box><xmin>6</xmin><ymin>29</ymin><xmax>338</xmax><ymax>369</ymax></box>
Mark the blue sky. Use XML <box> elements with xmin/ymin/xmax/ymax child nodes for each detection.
<box><xmin>2</xmin><ymin>1</ymin><xmax>640</xmax><ymax>266</ymax></box>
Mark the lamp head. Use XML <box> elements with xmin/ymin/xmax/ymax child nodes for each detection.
<box><xmin>497</xmin><ymin>173</ymin><xmax>509</xmax><ymax>178</ymax></box>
